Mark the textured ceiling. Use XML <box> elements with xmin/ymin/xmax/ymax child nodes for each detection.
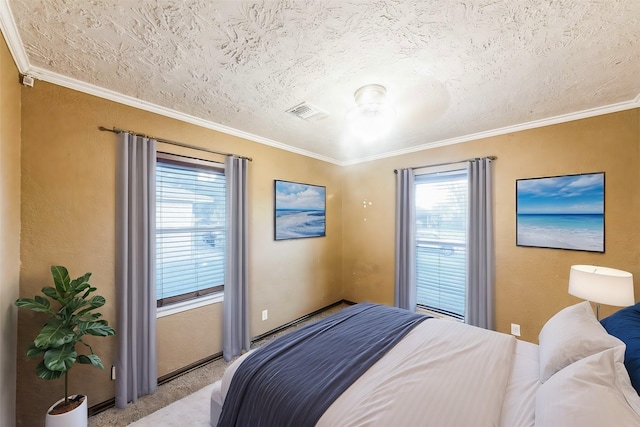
<box><xmin>5</xmin><ymin>0</ymin><xmax>640</xmax><ymax>164</ymax></box>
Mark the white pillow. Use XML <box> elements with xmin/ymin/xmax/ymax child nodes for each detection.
<box><xmin>535</xmin><ymin>346</ymin><xmax>640</xmax><ymax>426</ymax></box>
<box><xmin>538</xmin><ymin>301</ymin><xmax>623</xmax><ymax>382</ymax></box>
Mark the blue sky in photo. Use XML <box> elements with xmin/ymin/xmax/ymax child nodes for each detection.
<box><xmin>517</xmin><ymin>173</ymin><xmax>604</xmax><ymax>214</ymax></box>
<box><xmin>275</xmin><ymin>181</ymin><xmax>325</xmax><ymax>210</ymax></box>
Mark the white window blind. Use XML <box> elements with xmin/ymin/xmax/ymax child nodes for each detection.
<box><xmin>156</xmin><ymin>154</ymin><xmax>226</xmax><ymax>307</ymax></box>
<box><xmin>415</xmin><ymin>169</ymin><xmax>468</xmax><ymax>320</ymax></box>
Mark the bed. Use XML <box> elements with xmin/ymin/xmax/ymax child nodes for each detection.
<box><xmin>210</xmin><ymin>301</ymin><xmax>640</xmax><ymax>426</ymax></box>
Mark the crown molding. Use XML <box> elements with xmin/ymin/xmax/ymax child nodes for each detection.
<box><xmin>342</xmin><ymin>96</ymin><xmax>640</xmax><ymax>166</ymax></box>
<box><xmin>14</xmin><ymin>63</ymin><xmax>640</xmax><ymax>169</ymax></box>
<box><xmin>0</xmin><ymin>0</ymin><xmax>29</xmax><ymax>72</ymax></box>
<box><xmin>27</xmin><ymin>65</ymin><xmax>343</xmax><ymax>165</ymax></box>
<box><xmin>21</xmin><ymin>65</ymin><xmax>640</xmax><ymax>168</ymax></box>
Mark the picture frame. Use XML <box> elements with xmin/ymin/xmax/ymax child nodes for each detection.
<box><xmin>274</xmin><ymin>180</ymin><xmax>326</xmax><ymax>240</ymax></box>
<box><xmin>516</xmin><ymin>172</ymin><xmax>605</xmax><ymax>252</ymax></box>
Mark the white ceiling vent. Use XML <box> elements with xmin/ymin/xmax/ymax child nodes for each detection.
<box><xmin>286</xmin><ymin>102</ymin><xmax>328</xmax><ymax>121</ymax></box>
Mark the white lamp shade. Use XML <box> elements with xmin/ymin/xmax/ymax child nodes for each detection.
<box><xmin>569</xmin><ymin>265</ymin><xmax>635</xmax><ymax>307</ymax></box>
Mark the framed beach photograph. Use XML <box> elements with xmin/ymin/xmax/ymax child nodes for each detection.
<box><xmin>274</xmin><ymin>180</ymin><xmax>326</xmax><ymax>240</ymax></box>
<box><xmin>516</xmin><ymin>172</ymin><xmax>605</xmax><ymax>252</ymax></box>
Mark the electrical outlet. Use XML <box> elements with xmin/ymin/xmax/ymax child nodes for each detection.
<box><xmin>510</xmin><ymin>323</ymin><xmax>521</xmax><ymax>337</ymax></box>
<box><xmin>262</xmin><ymin>309</ymin><xmax>268</xmax><ymax>321</ymax></box>
<box><xmin>111</xmin><ymin>365</ymin><xmax>116</xmax><ymax>380</ymax></box>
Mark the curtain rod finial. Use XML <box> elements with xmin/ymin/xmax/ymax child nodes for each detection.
<box><xmin>98</xmin><ymin>126</ymin><xmax>122</xmax><ymax>134</ymax></box>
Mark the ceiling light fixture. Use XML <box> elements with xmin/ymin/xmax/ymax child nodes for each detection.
<box><xmin>346</xmin><ymin>84</ymin><xmax>395</xmax><ymax>142</ymax></box>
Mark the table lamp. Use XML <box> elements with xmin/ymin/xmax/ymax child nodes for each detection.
<box><xmin>568</xmin><ymin>265</ymin><xmax>635</xmax><ymax>320</ymax></box>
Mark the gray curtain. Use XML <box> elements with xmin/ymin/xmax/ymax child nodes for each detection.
<box><xmin>223</xmin><ymin>156</ymin><xmax>250</xmax><ymax>361</ymax></box>
<box><xmin>466</xmin><ymin>158</ymin><xmax>495</xmax><ymax>329</ymax></box>
<box><xmin>394</xmin><ymin>168</ymin><xmax>417</xmax><ymax>311</ymax></box>
<box><xmin>115</xmin><ymin>132</ymin><xmax>158</xmax><ymax>408</ymax></box>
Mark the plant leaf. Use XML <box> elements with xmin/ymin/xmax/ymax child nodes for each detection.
<box><xmin>27</xmin><ymin>344</ymin><xmax>46</xmax><ymax>359</ymax></box>
<box><xmin>41</xmin><ymin>286</ymin><xmax>58</xmax><ymax>300</ymax></box>
<box><xmin>78</xmin><ymin>312</ymin><xmax>102</xmax><ymax>322</ymax></box>
<box><xmin>15</xmin><ymin>296</ymin><xmax>52</xmax><ymax>313</ymax></box>
<box><xmin>78</xmin><ymin>354</ymin><xmax>104</xmax><ymax>369</ymax></box>
<box><xmin>61</xmin><ymin>297</ymin><xmax>90</xmax><ymax>317</ymax></box>
<box><xmin>88</xmin><ymin>295</ymin><xmax>107</xmax><ymax>310</ymax></box>
<box><xmin>89</xmin><ymin>295</ymin><xmax>105</xmax><ymax>308</ymax></box>
<box><xmin>81</xmin><ymin>286</ymin><xmax>97</xmax><ymax>299</ymax></box>
<box><xmin>70</xmin><ymin>272</ymin><xmax>91</xmax><ymax>292</ymax></box>
<box><xmin>77</xmin><ymin>321</ymin><xmax>116</xmax><ymax>337</ymax></box>
<box><xmin>34</xmin><ymin>320</ymin><xmax>76</xmax><ymax>348</ymax></box>
<box><xmin>76</xmin><ymin>296</ymin><xmax>106</xmax><ymax>316</ymax></box>
<box><xmin>36</xmin><ymin>360</ymin><xmax>65</xmax><ymax>380</ymax></box>
<box><xmin>44</xmin><ymin>344</ymin><xmax>77</xmax><ymax>372</ymax></box>
<box><xmin>51</xmin><ymin>266</ymin><xmax>70</xmax><ymax>296</ymax></box>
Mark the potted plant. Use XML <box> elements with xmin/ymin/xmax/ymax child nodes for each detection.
<box><xmin>15</xmin><ymin>265</ymin><xmax>116</xmax><ymax>427</ymax></box>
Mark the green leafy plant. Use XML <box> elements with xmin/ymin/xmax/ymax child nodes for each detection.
<box><xmin>15</xmin><ymin>266</ymin><xmax>116</xmax><ymax>407</ymax></box>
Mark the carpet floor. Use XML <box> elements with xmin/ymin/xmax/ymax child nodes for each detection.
<box><xmin>129</xmin><ymin>383</ymin><xmax>215</xmax><ymax>427</ymax></box>
<box><xmin>88</xmin><ymin>356</ymin><xmax>232</xmax><ymax>427</ymax></box>
<box><xmin>89</xmin><ymin>303</ymin><xmax>346</xmax><ymax>426</ymax></box>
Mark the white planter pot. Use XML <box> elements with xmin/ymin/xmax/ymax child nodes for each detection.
<box><xmin>45</xmin><ymin>395</ymin><xmax>88</xmax><ymax>427</ymax></box>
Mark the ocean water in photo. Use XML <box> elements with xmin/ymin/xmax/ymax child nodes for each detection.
<box><xmin>516</xmin><ymin>213</ymin><xmax>604</xmax><ymax>251</ymax></box>
<box><xmin>275</xmin><ymin>209</ymin><xmax>326</xmax><ymax>240</ymax></box>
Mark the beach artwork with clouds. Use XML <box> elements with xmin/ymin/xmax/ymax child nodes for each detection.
<box><xmin>516</xmin><ymin>172</ymin><xmax>604</xmax><ymax>252</ymax></box>
<box><xmin>275</xmin><ymin>180</ymin><xmax>326</xmax><ymax>240</ymax></box>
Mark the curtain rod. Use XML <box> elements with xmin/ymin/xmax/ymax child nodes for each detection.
<box><xmin>98</xmin><ymin>126</ymin><xmax>253</xmax><ymax>161</ymax></box>
<box><xmin>393</xmin><ymin>156</ymin><xmax>496</xmax><ymax>174</ymax></box>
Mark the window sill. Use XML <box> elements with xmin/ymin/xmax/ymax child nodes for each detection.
<box><xmin>416</xmin><ymin>306</ymin><xmax>463</xmax><ymax>322</ymax></box>
<box><xmin>157</xmin><ymin>292</ymin><xmax>224</xmax><ymax>318</ymax></box>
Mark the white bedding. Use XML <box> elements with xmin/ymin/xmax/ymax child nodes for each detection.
<box><xmin>500</xmin><ymin>339</ymin><xmax>539</xmax><ymax>427</ymax></box>
<box><xmin>316</xmin><ymin>319</ymin><xmax>516</xmax><ymax>426</ymax></box>
<box><xmin>214</xmin><ymin>318</ymin><xmax>535</xmax><ymax>426</ymax></box>
<box><xmin>212</xmin><ymin>302</ymin><xmax>640</xmax><ymax>427</ymax></box>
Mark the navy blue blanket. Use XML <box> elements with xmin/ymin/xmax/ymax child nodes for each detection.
<box><xmin>217</xmin><ymin>303</ymin><xmax>429</xmax><ymax>427</ymax></box>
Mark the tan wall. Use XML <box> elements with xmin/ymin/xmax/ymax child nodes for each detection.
<box><xmin>342</xmin><ymin>109</ymin><xmax>640</xmax><ymax>343</ymax></box>
<box><xmin>16</xmin><ymin>81</ymin><xmax>343</xmax><ymax>426</ymax></box>
<box><xmin>0</xmin><ymin>34</ymin><xmax>21</xmax><ymax>427</ymax></box>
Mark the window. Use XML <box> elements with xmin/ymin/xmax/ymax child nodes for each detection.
<box><xmin>156</xmin><ymin>153</ymin><xmax>225</xmax><ymax>308</ymax></box>
<box><xmin>415</xmin><ymin>169</ymin><xmax>468</xmax><ymax>320</ymax></box>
